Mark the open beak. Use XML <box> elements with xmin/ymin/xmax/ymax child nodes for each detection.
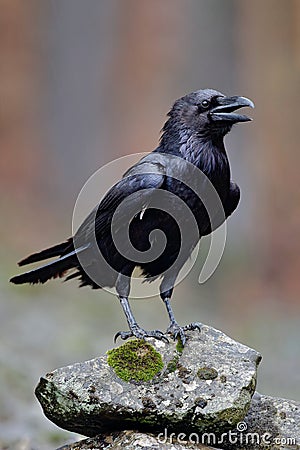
<box><xmin>210</xmin><ymin>96</ymin><xmax>255</xmax><ymax>123</ymax></box>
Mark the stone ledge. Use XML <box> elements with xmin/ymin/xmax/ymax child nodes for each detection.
<box><xmin>36</xmin><ymin>325</ymin><xmax>261</xmax><ymax>437</ymax></box>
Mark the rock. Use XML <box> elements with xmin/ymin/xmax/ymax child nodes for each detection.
<box><xmin>232</xmin><ymin>392</ymin><xmax>300</xmax><ymax>450</ymax></box>
<box><xmin>35</xmin><ymin>324</ymin><xmax>261</xmax><ymax>437</ymax></box>
<box><xmin>57</xmin><ymin>430</ymin><xmax>220</xmax><ymax>450</ymax></box>
<box><xmin>56</xmin><ymin>393</ymin><xmax>300</xmax><ymax>450</ymax></box>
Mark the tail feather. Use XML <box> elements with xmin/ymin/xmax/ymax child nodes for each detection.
<box><xmin>18</xmin><ymin>239</ymin><xmax>73</xmax><ymax>266</ymax></box>
<box><xmin>10</xmin><ymin>244</ymin><xmax>90</xmax><ymax>285</ymax></box>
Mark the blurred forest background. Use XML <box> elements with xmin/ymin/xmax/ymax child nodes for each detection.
<box><xmin>1</xmin><ymin>1</ymin><xmax>300</xmax><ymax>449</ymax></box>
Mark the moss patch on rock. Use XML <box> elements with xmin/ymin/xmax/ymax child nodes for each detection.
<box><xmin>107</xmin><ymin>340</ymin><xmax>163</xmax><ymax>382</ymax></box>
<box><xmin>166</xmin><ymin>355</ymin><xmax>179</xmax><ymax>373</ymax></box>
<box><xmin>176</xmin><ymin>337</ymin><xmax>184</xmax><ymax>354</ymax></box>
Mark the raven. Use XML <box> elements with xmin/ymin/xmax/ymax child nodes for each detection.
<box><xmin>10</xmin><ymin>89</ymin><xmax>254</xmax><ymax>345</ymax></box>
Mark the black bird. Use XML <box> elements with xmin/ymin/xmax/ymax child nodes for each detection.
<box><xmin>10</xmin><ymin>89</ymin><xmax>254</xmax><ymax>345</ymax></box>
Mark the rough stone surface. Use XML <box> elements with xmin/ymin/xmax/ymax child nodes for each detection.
<box><xmin>57</xmin><ymin>430</ymin><xmax>219</xmax><ymax>450</ymax></box>
<box><xmin>35</xmin><ymin>325</ymin><xmax>261</xmax><ymax>437</ymax></box>
<box><xmin>56</xmin><ymin>393</ymin><xmax>300</xmax><ymax>450</ymax></box>
<box><xmin>233</xmin><ymin>392</ymin><xmax>300</xmax><ymax>450</ymax></box>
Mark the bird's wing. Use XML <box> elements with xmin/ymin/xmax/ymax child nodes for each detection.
<box><xmin>75</xmin><ymin>159</ymin><xmax>166</xmax><ymax>241</ymax></box>
<box><xmin>100</xmin><ymin>158</ymin><xmax>166</xmax><ymax>210</ymax></box>
<box><xmin>201</xmin><ymin>181</ymin><xmax>240</xmax><ymax>236</ymax></box>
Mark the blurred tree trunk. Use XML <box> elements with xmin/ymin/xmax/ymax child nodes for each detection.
<box><xmin>0</xmin><ymin>0</ymin><xmax>40</xmax><ymax>197</ymax></box>
<box><xmin>236</xmin><ymin>0</ymin><xmax>300</xmax><ymax>301</ymax></box>
<box><xmin>108</xmin><ymin>0</ymin><xmax>187</xmax><ymax>155</ymax></box>
<box><xmin>0</xmin><ymin>1</ymin><xmax>53</xmax><ymax>251</ymax></box>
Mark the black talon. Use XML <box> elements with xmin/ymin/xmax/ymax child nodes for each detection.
<box><xmin>114</xmin><ymin>325</ymin><xmax>167</xmax><ymax>344</ymax></box>
<box><xmin>166</xmin><ymin>321</ymin><xmax>202</xmax><ymax>347</ymax></box>
<box><xmin>183</xmin><ymin>322</ymin><xmax>202</xmax><ymax>332</ymax></box>
<box><xmin>114</xmin><ymin>330</ymin><xmax>133</xmax><ymax>342</ymax></box>
<box><xmin>141</xmin><ymin>329</ymin><xmax>169</xmax><ymax>343</ymax></box>
<box><xmin>166</xmin><ymin>321</ymin><xmax>187</xmax><ymax>346</ymax></box>
<box><xmin>151</xmin><ymin>331</ymin><xmax>169</xmax><ymax>343</ymax></box>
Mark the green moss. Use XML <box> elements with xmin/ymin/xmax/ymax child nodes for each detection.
<box><xmin>197</xmin><ymin>366</ymin><xmax>218</xmax><ymax>380</ymax></box>
<box><xmin>166</xmin><ymin>355</ymin><xmax>179</xmax><ymax>373</ymax></box>
<box><xmin>107</xmin><ymin>340</ymin><xmax>163</xmax><ymax>382</ymax></box>
<box><xmin>176</xmin><ymin>337</ymin><xmax>184</xmax><ymax>354</ymax></box>
<box><xmin>165</xmin><ymin>338</ymin><xmax>184</xmax><ymax>373</ymax></box>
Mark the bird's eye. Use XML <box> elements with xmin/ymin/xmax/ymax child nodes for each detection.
<box><xmin>201</xmin><ymin>99</ymin><xmax>210</xmax><ymax>109</ymax></box>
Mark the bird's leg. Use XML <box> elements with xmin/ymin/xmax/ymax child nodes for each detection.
<box><xmin>160</xmin><ymin>287</ymin><xmax>201</xmax><ymax>347</ymax></box>
<box><xmin>114</xmin><ymin>272</ymin><xmax>167</xmax><ymax>343</ymax></box>
<box><xmin>114</xmin><ymin>296</ymin><xmax>168</xmax><ymax>343</ymax></box>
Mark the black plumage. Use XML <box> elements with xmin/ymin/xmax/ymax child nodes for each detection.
<box><xmin>10</xmin><ymin>89</ymin><xmax>254</xmax><ymax>345</ymax></box>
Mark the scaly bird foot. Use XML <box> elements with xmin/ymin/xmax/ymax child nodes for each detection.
<box><xmin>166</xmin><ymin>321</ymin><xmax>202</xmax><ymax>347</ymax></box>
<box><xmin>184</xmin><ymin>322</ymin><xmax>202</xmax><ymax>332</ymax></box>
<box><xmin>114</xmin><ymin>324</ymin><xmax>169</xmax><ymax>343</ymax></box>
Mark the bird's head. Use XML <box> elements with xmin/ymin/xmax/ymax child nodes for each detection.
<box><xmin>162</xmin><ymin>89</ymin><xmax>254</xmax><ymax>143</ymax></box>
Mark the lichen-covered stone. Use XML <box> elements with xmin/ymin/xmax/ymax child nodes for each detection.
<box><xmin>57</xmin><ymin>393</ymin><xmax>300</xmax><ymax>450</ymax></box>
<box><xmin>230</xmin><ymin>392</ymin><xmax>300</xmax><ymax>450</ymax></box>
<box><xmin>35</xmin><ymin>325</ymin><xmax>261</xmax><ymax>437</ymax></box>
<box><xmin>197</xmin><ymin>367</ymin><xmax>218</xmax><ymax>380</ymax></box>
<box><xmin>57</xmin><ymin>430</ymin><xmax>220</xmax><ymax>450</ymax></box>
